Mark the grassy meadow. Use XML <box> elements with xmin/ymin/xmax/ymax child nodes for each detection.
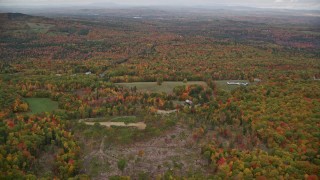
<box><xmin>25</xmin><ymin>98</ymin><xmax>59</xmax><ymax>114</ymax></box>
<box><xmin>116</xmin><ymin>81</ymin><xmax>207</xmax><ymax>94</ymax></box>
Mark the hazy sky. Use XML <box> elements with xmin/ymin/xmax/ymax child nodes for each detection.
<box><xmin>1</xmin><ymin>0</ymin><xmax>320</xmax><ymax>9</ymax></box>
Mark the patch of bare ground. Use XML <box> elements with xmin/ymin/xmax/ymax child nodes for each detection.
<box><xmin>84</xmin><ymin>121</ymin><xmax>147</xmax><ymax>130</ymax></box>
<box><xmin>35</xmin><ymin>145</ymin><xmax>58</xmax><ymax>178</ymax></box>
<box><xmin>82</xmin><ymin>123</ymin><xmax>208</xmax><ymax>179</ymax></box>
<box><xmin>156</xmin><ymin>109</ymin><xmax>177</xmax><ymax>115</ymax></box>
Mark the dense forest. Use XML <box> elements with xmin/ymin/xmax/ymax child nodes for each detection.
<box><xmin>0</xmin><ymin>8</ymin><xmax>319</xmax><ymax>179</ymax></box>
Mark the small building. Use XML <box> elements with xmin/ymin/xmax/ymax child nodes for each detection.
<box><xmin>185</xmin><ymin>99</ymin><xmax>193</xmax><ymax>105</ymax></box>
<box><xmin>85</xmin><ymin>71</ymin><xmax>92</xmax><ymax>75</ymax></box>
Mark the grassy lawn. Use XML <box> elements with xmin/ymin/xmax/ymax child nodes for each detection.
<box><xmin>27</xmin><ymin>23</ymin><xmax>55</xmax><ymax>33</ymax></box>
<box><xmin>215</xmin><ymin>80</ymin><xmax>250</xmax><ymax>92</ymax></box>
<box><xmin>25</xmin><ymin>98</ymin><xmax>59</xmax><ymax>114</ymax></box>
<box><xmin>116</xmin><ymin>81</ymin><xmax>207</xmax><ymax>94</ymax></box>
<box><xmin>110</xmin><ymin>116</ymin><xmax>137</xmax><ymax>123</ymax></box>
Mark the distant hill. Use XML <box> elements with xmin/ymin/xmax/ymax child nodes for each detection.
<box><xmin>0</xmin><ymin>13</ymin><xmax>33</xmax><ymax>20</ymax></box>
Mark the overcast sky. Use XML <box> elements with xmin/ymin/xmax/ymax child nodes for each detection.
<box><xmin>1</xmin><ymin>0</ymin><xmax>320</xmax><ymax>10</ymax></box>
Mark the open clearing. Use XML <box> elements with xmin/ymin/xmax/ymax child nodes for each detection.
<box><xmin>157</xmin><ymin>109</ymin><xmax>177</xmax><ymax>115</ymax></box>
<box><xmin>84</xmin><ymin>122</ymin><xmax>146</xmax><ymax>130</ymax></box>
<box><xmin>215</xmin><ymin>80</ymin><xmax>250</xmax><ymax>92</ymax></box>
<box><xmin>83</xmin><ymin>123</ymin><xmax>207</xmax><ymax>179</ymax></box>
<box><xmin>79</xmin><ymin>116</ymin><xmax>138</xmax><ymax>123</ymax></box>
<box><xmin>24</xmin><ymin>98</ymin><xmax>59</xmax><ymax>114</ymax></box>
<box><xmin>116</xmin><ymin>81</ymin><xmax>207</xmax><ymax>94</ymax></box>
<box><xmin>109</xmin><ymin>116</ymin><xmax>137</xmax><ymax>123</ymax></box>
<box><xmin>79</xmin><ymin>116</ymin><xmax>146</xmax><ymax>129</ymax></box>
<box><xmin>27</xmin><ymin>22</ymin><xmax>55</xmax><ymax>33</ymax></box>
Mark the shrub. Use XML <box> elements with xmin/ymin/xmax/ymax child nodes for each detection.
<box><xmin>117</xmin><ymin>159</ymin><xmax>127</xmax><ymax>172</ymax></box>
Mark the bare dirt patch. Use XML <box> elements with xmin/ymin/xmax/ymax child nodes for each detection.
<box><xmin>83</xmin><ymin>123</ymin><xmax>207</xmax><ymax>179</ymax></box>
<box><xmin>157</xmin><ymin>109</ymin><xmax>177</xmax><ymax>115</ymax></box>
<box><xmin>84</xmin><ymin>121</ymin><xmax>147</xmax><ymax>130</ymax></box>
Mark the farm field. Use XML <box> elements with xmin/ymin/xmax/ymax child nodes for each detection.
<box><xmin>24</xmin><ymin>98</ymin><xmax>59</xmax><ymax>114</ymax></box>
<box><xmin>27</xmin><ymin>22</ymin><xmax>55</xmax><ymax>33</ymax></box>
<box><xmin>116</xmin><ymin>81</ymin><xmax>208</xmax><ymax>94</ymax></box>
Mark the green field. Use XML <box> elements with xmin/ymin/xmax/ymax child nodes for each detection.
<box><xmin>25</xmin><ymin>98</ymin><xmax>59</xmax><ymax>114</ymax></box>
<box><xmin>116</xmin><ymin>81</ymin><xmax>207</xmax><ymax>94</ymax></box>
<box><xmin>27</xmin><ymin>22</ymin><xmax>55</xmax><ymax>33</ymax></box>
<box><xmin>110</xmin><ymin>116</ymin><xmax>137</xmax><ymax>123</ymax></box>
<box><xmin>215</xmin><ymin>80</ymin><xmax>250</xmax><ymax>92</ymax></box>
